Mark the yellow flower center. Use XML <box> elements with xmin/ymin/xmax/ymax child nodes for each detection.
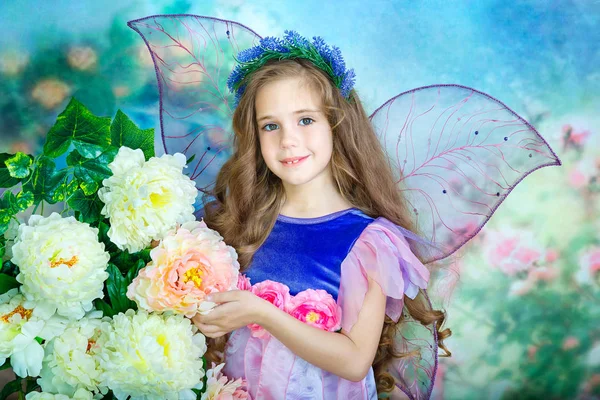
<box><xmin>1</xmin><ymin>305</ymin><xmax>33</xmax><ymax>323</ymax></box>
<box><xmin>306</xmin><ymin>311</ymin><xmax>320</xmax><ymax>323</ymax></box>
<box><xmin>183</xmin><ymin>267</ymin><xmax>204</xmax><ymax>288</ymax></box>
<box><xmin>150</xmin><ymin>192</ymin><xmax>171</xmax><ymax>208</ymax></box>
<box><xmin>50</xmin><ymin>255</ymin><xmax>78</xmax><ymax>268</ymax></box>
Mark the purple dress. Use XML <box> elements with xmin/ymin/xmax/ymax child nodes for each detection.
<box><xmin>223</xmin><ymin>208</ymin><xmax>430</xmax><ymax>399</ymax></box>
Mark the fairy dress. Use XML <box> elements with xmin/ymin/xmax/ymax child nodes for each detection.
<box><xmin>223</xmin><ymin>209</ymin><xmax>430</xmax><ymax>399</ymax></box>
<box><xmin>128</xmin><ymin>14</ymin><xmax>561</xmax><ymax>400</ymax></box>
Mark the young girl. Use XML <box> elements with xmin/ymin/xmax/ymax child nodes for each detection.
<box><xmin>190</xmin><ymin>36</ymin><xmax>450</xmax><ymax>399</ymax></box>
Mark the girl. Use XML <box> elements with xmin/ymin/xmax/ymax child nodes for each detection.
<box><xmin>191</xmin><ymin>35</ymin><xmax>450</xmax><ymax>399</ymax></box>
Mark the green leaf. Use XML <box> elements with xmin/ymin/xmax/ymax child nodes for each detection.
<box><xmin>67</xmin><ymin>189</ymin><xmax>103</xmax><ymax>223</ymax></box>
<box><xmin>34</xmin><ymin>336</ymin><xmax>43</xmax><ymax>345</ymax></box>
<box><xmin>94</xmin><ymin>298</ymin><xmax>115</xmax><ymax>318</ymax></box>
<box><xmin>106</xmin><ymin>263</ymin><xmax>135</xmax><ymax>314</ymax></box>
<box><xmin>0</xmin><ymin>154</ymin><xmax>22</xmax><ymax>188</ymax></box>
<box><xmin>1</xmin><ymin>261</ymin><xmax>19</xmax><ymax>278</ymax></box>
<box><xmin>186</xmin><ymin>154</ymin><xmax>196</xmax><ymax>165</ymax></box>
<box><xmin>43</xmin><ymin>98</ymin><xmax>111</xmax><ymax>158</ymax></box>
<box><xmin>0</xmin><ymin>359</ymin><xmax>10</xmax><ymax>371</ymax></box>
<box><xmin>0</xmin><ymin>210</ymin><xmax>13</xmax><ymax>236</ymax></box>
<box><xmin>110</xmin><ymin>110</ymin><xmax>154</xmax><ymax>160</ymax></box>
<box><xmin>66</xmin><ymin>147</ymin><xmax>117</xmax><ymax>196</ymax></box>
<box><xmin>22</xmin><ymin>157</ymin><xmax>68</xmax><ymax>205</ymax></box>
<box><xmin>0</xmin><ymin>379</ymin><xmax>22</xmax><ymax>400</ymax></box>
<box><xmin>126</xmin><ymin>259</ymin><xmax>146</xmax><ymax>284</ymax></box>
<box><xmin>0</xmin><ymin>273</ymin><xmax>19</xmax><ymax>295</ymax></box>
<box><xmin>15</xmin><ymin>192</ymin><xmax>34</xmax><ymax>212</ymax></box>
<box><xmin>5</xmin><ymin>153</ymin><xmax>33</xmax><ymax>179</ymax></box>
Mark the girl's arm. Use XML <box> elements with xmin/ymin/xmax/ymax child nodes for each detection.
<box><xmin>258</xmin><ymin>276</ymin><xmax>386</xmax><ymax>381</ymax></box>
<box><xmin>194</xmin><ymin>276</ymin><xmax>387</xmax><ymax>382</ymax></box>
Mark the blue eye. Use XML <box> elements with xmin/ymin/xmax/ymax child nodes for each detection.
<box><xmin>299</xmin><ymin>118</ymin><xmax>314</xmax><ymax>126</ymax></box>
<box><xmin>263</xmin><ymin>123</ymin><xmax>279</xmax><ymax>132</ymax></box>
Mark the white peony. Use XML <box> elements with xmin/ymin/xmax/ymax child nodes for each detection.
<box><xmin>0</xmin><ymin>289</ymin><xmax>67</xmax><ymax>378</ymax></box>
<box><xmin>38</xmin><ymin>312</ymin><xmax>108</xmax><ymax>397</ymax></box>
<box><xmin>97</xmin><ymin>147</ymin><xmax>197</xmax><ymax>253</ymax></box>
<box><xmin>11</xmin><ymin>213</ymin><xmax>109</xmax><ymax>320</ymax></box>
<box><xmin>26</xmin><ymin>388</ymin><xmax>93</xmax><ymax>400</ymax></box>
<box><xmin>97</xmin><ymin>309</ymin><xmax>206</xmax><ymax>400</ymax></box>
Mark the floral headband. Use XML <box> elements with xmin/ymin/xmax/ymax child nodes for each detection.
<box><xmin>226</xmin><ymin>30</ymin><xmax>356</xmax><ymax>104</ymax></box>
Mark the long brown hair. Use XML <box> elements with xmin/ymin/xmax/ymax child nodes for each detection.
<box><xmin>203</xmin><ymin>59</ymin><xmax>451</xmax><ymax>394</ymax></box>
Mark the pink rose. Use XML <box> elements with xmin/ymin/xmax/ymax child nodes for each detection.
<box><xmin>484</xmin><ymin>229</ymin><xmax>545</xmax><ymax>276</ymax></box>
<box><xmin>288</xmin><ymin>289</ymin><xmax>342</xmax><ymax>332</ymax></box>
<box><xmin>237</xmin><ymin>274</ymin><xmax>252</xmax><ymax>291</ymax></box>
<box><xmin>528</xmin><ymin>266</ymin><xmax>559</xmax><ymax>283</ymax></box>
<box><xmin>248</xmin><ymin>280</ymin><xmax>291</xmax><ymax>338</ymax></box>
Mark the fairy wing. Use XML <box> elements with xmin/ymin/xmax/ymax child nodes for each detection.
<box><xmin>370</xmin><ymin>84</ymin><xmax>561</xmax><ymax>264</ymax></box>
<box><xmin>127</xmin><ymin>15</ymin><xmax>261</xmax><ymax>204</ymax></box>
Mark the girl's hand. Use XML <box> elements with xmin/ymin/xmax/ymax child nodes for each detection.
<box><xmin>191</xmin><ymin>290</ymin><xmax>269</xmax><ymax>338</ymax></box>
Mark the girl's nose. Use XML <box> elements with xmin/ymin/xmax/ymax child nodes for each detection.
<box><xmin>279</xmin><ymin>125</ymin><xmax>300</xmax><ymax>148</ymax></box>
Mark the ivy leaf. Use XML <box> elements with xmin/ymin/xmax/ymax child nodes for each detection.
<box><xmin>43</xmin><ymin>98</ymin><xmax>111</xmax><ymax>159</ymax></box>
<box><xmin>15</xmin><ymin>191</ymin><xmax>34</xmax><ymax>212</ymax></box>
<box><xmin>66</xmin><ymin>147</ymin><xmax>117</xmax><ymax>196</ymax></box>
<box><xmin>22</xmin><ymin>157</ymin><xmax>68</xmax><ymax>205</ymax></box>
<box><xmin>1</xmin><ymin>261</ymin><xmax>19</xmax><ymax>278</ymax></box>
<box><xmin>111</xmin><ymin>110</ymin><xmax>154</xmax><ymax>160</ymax></box>
<box><xmin>67</xmin><ymin>189</ymin><xmax>103</xmax><ymax>223</ymax></box>
<box><xmin>0</xmin><ymin>153</ymin><xmax>22</xmax><ymax>188</ymax></box>
<box><xmin>0</xmin><ymin>273</ymin><xmax>19</xmax><ymax>295</ymax></box>
<box><xmin>5</xmin><ymin>152</ymin><xmax>33</xmax><ymax>179</ymax></box>
<box><xmin>106</xmin><ymin>263</ymin><xmax>136</xmax><ymax>314</ymax></box>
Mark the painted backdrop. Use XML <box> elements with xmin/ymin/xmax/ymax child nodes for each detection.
<box><xmin>0</xmin><ymin>1</ymin><xmax>598</xmax><ymax>399</ymax></box>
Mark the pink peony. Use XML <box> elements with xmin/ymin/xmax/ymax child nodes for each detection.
<box><xmin>203</xmin><ymin>363</ymin><xmax>251</xmax><ymax>399</ymax></box>
<box><xmin>248</xmin><ymin>280</ymin><xmax>291</xmax><ymax>338</ymax></box>
<box><xmin>237</xmin><ymin>274</ymin><xmax>252</xmax><ymax>291</ymax></box>
<box><xmin>288</xmin><ymin>289</ymin><xmax>342</xmax><ymax>332</ymax></box>
<box><xmin>127</xmin><ymin>220</ymin><xmax>240</xmax><ymax>317</ymax></box>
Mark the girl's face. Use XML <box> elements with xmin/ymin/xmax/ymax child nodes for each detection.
<box><xmin>255</xmin><ymin>77</ymin><xmax>334</xmax><ymax>191</ymax></box>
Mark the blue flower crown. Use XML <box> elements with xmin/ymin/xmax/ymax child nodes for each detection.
<box><xmin>226</xmin><ymin>31</ymin><xmax>356</xmax><ymax>105</ymax></box>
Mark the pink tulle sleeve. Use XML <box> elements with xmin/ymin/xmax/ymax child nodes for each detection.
<box><xmin>338</xmin><ymin>217</ymin><xmax>430</xmax><ymax>332</ymax></box>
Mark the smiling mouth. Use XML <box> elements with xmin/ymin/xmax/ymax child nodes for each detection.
<box><xmin>280</xmin><ymin>155</ymin><xmax>309</xmax><ymax>166</ymax></box>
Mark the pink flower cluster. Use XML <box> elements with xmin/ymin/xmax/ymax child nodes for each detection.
<box><xmin>237</xmin><ymin>275</ymin><xmax>342</xmax><ymax>338</ymax></box>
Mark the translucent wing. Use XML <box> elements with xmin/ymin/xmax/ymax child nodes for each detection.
<box><xmin>128</xmin><ymin>15</ymin><xmax>261</xmax><ymax>204</ymax></box>
<box><xmin>390</xmin><ymin>291</ymin><xmax>438</xmax><ymax>400</ymax></box>
<box><xmin>370</xmin><ymin>84</ymin><xmax>561</xmax><ymax>264</ymax></box>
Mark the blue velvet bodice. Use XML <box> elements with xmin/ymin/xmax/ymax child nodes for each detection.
<box><xmin>244</xmin><ymin>208</ymin><xmax>374</xmax><ymax>301</ymax></box>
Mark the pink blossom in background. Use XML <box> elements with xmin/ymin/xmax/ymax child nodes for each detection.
<box><xmin>562</xmin><ymin>123</ymin><xmax>591</xmax><ymax>148</ymax></box>
<box><xmin>288</xmin><ymin>289</ymin><xmax>342</xmax><ymax>332</ymax></box>
<box><xmin>562</xmin><ymin>336</ymin><xmax>580</xmax><ymax>351</ymax></box>
<box><xmin>484</xmin><ymin>228</ymin><xmax>545</xmax><ymax>276</ymax></box>
<box><xmin>568</xmin><ymin>157</ymin><xmax>598</xmax><ymax>189</ymax></box>
<box><xmin>575</xmin><ymin>247</ymin><xmax>600</xmax><ymax>285</ymax></box>
<box><xmin>545</xmin><ymin>249</ymin><xmax>560</xmax><ymax>263</ymax></box>
<box><xmin>528</xmin><ymin>345</ymin><xmax>538</xmax><ymax>361</ymax></box>
<box><xmin>528</xmin><ymin>266</ymin><xmax>560</xmax><ymax>283</ymax></box>
<box><xmin>248</xmin><ymin>280</ymin><xmax>291</xmax><ymax>338</ymax></box>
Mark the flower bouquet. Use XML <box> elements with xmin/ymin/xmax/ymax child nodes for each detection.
<box><xmin>0</xmin><ymin>98</ymin><xmax>249</xmax><ymax>399</ymax></box>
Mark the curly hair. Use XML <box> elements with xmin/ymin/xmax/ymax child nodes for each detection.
<box><xmin>202</xmin><ymin>58</ymin><xmax>451</xmax><ymax>394</ymax></box>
